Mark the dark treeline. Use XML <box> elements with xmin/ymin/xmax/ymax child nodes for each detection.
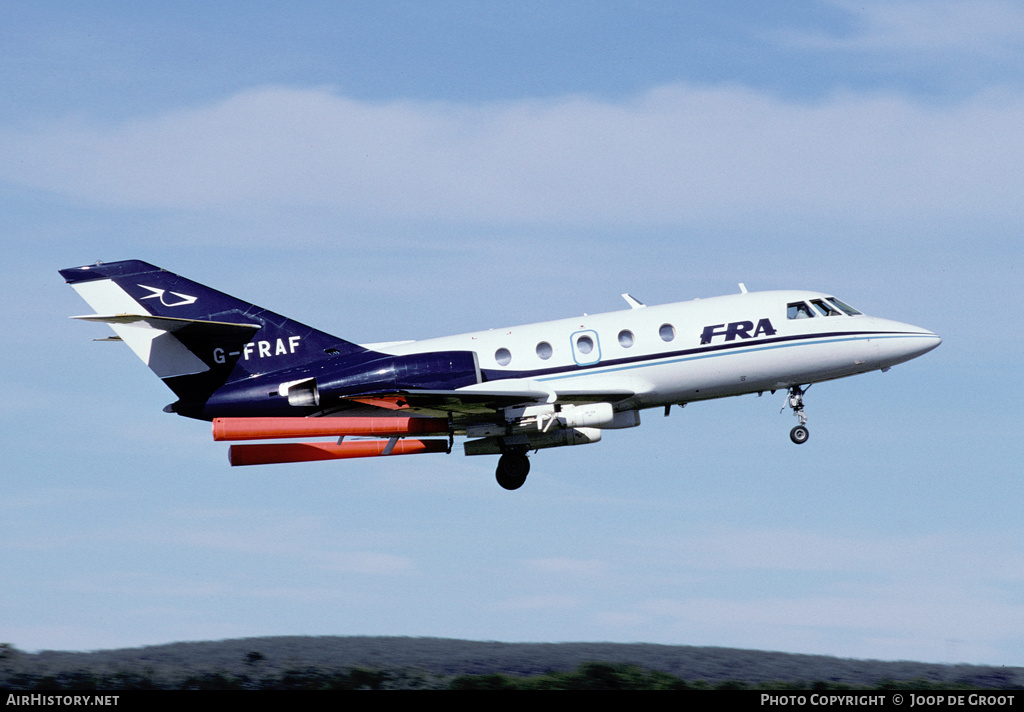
<box><xmin>1</xmin><ymin>638</ymin><xmax>1020</xmax><ymax>690</ymax></box>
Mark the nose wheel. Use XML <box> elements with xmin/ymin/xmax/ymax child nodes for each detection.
<box><xmin>785</xmin><ymin>385</ymin><xmax>810</xmax><ymax>445</ymax></box>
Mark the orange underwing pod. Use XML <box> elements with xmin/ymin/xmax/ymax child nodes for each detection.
<box><xmin>213</xmin><ymin>416</ymin><xmax>449</xmax><ymax>441</ymax></box>
<box><xmin>228</xmin><ymin>439</ymin><xmax>449</xmax><ymax>466</ymax></box>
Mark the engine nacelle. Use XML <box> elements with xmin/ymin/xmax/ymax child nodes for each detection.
<box><xmin>199</xmin><ymin>350</ymin><xmax>482</xmax><ymax>417</ymax></box>
<box><xmin>315</xmin><ymin>350</ymin><xmax>481</xmax><ymax>398</ymax></box>
<box><xmin>559</xmin><ymin>402</ymin><xmax>615</xmax><ymax>429</ymax></box>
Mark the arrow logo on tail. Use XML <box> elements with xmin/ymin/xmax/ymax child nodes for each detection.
<box><xmin>137</xmin><ymin>284</ymin><xmax>198</xmax><ymax>308</ymax></box>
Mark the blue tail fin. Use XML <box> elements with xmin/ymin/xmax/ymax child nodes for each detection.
<box><xmin>60</xmin><ymin>260</ymin><xmax>367</xmax><ymax>414</ymax></box>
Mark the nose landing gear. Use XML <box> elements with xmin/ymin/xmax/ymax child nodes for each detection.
<box><xmin>785</xmin><ymin>385</ymin><xmax>810</xmax><ymax>444</ymax></box>
<box><xmin>790</xmin><ymin>424</ymin><xmax>809</xmax><ymax>444</ymax></box>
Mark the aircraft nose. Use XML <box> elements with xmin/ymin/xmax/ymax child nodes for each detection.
<box><xmin>909</xmin><ymin>330</ymin><xmax>942</xmax><ymax>358</ymax></box>
<box><xmin>883</xmin><ymin>321</ymin><xmax>942</xmax><ymax>364</ymax></box>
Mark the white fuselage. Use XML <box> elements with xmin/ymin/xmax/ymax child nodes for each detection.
<box><xmin>365</xmin><ymin>289</ymin><xmax>941</xmax><ymax>413</ymax></box>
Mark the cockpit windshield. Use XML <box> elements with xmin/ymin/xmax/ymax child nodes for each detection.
<box><xmin>787</xmin><ymin>297</ymin><xmax>863</xmax><ymax>319</ymax></box>
<box><xmin>826</xmin><ymin>297</ymin><xmax>862</xmax><ymax>316</ymax></box>
<box><xmin>810</xmin><ymin>299</ymin><xmax>842</xmax><ymax>316</ymax></box>
<box><xmin>787</xmin><ymin>302</ymin><xmax>815</xmax><ymax>319</ymax></box>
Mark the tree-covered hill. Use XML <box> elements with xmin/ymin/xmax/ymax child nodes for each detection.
<box><xmin>1</xmin><ymin>638</ymin><xmax>1020</xmax><ymax>690</ymax></box>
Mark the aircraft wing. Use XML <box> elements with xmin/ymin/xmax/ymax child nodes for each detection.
<box><xmin>340</xmin><ymin>388</ymin><xmax>636</xmax><ymax>418</ymax></box>
<box><xmin>344</xmin><ymin>389</ymin><xmax>552</xmax><ymax>415</ymax></box>
<box><xmin>547</xmin><ymin>389</ymin><xmax>636</xmax><ymax>403</ymax></box>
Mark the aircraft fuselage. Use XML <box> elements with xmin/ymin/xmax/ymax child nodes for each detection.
<box><xmin>367</xmin><ymin>289</ymin><xmax>940</xmax><ymax>414</ymax></box>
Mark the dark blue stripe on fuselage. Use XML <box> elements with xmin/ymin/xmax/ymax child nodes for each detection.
<box><xmin>478</xmin><ymin>329</ymin><xmax>929</xmax><ymax>383</ymax></box>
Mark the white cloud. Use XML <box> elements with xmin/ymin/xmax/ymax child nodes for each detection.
<box><xmin>2</xmin><ymin>83</ymin><xmax>1023</xmax><ymax>231</ymax></box>
<box><xmin>817</xmin><ymin>1</ymin><xmax>1024</xmax><ymax>56</ymax></box>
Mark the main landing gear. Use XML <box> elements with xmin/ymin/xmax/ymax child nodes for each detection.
<box><xmin>496</xmin><ymin>450</ymin><xmax>531</xmax><ymax>490</ymax></box>
<box><xmin>786</xmin><ymin>385</ymin><xmax>810</xmax><ymax>445</ymax></box>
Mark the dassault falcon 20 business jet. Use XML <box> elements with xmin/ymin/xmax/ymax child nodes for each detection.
<box><xmin>61</xmin><ymin>260</ymin><xmax>940</xmax><ymax>490</ymax></box>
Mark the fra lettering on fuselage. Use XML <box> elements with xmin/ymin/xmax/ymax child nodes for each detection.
<box><xmin>700</xmin><ymin>318</ymin><xmax>777</xmax><ymax>345</ymax></box>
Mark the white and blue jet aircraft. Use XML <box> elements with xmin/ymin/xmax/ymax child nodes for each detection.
<box><xmin>61</xmin><ymin>260</ymin><xmax>940</xmax><ymax>490</ymax></box>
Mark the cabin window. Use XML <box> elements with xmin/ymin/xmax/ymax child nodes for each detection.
<box><xmin>495</xmin><ymin>348</ymin><xmax>512</xmax><ymax>366</ymax></box>
<box><xmin>787</xmin><ymin>302</ymin><xmax>815</xmax><ymax>319</ymax></box>
<box><xmin>659</xmin><ymin>323</ymin><xmax>675</xmax><ymax>342</ymax></box>
<box><xmin>828</xmin><ymin>297</ymin><xmax>862</xmax><ymax>316</ymax></box>
<box><xmin>536</xmin><ymin>341</ymin><xmax>553</xmax><ymax>360</ymax></box>
<box><xmin>618</xmin><ymin>329</ymin><xmax>634</xmax><ymax>348</ymax></box>
<box><xmin>571</xmin><ymin>330</ymin><xmax>601</xmax><ymax>366</ymax></box>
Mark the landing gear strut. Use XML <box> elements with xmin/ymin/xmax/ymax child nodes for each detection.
<box><xmin>496</xmin><ymin>451</ymin><xmax>530</xmax><ymax>490</ymax></box>
<box><xmin>786</xmin><ymin>385</ymin><xmax>810</xmax><ymax>445</ymax></box>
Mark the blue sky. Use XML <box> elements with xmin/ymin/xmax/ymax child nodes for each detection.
<box><xmin>2</xmin><ymin>1</ymin><xmax>1022</xmax><ymax>665</ymax></box>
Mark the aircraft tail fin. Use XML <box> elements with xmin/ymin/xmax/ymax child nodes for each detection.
<box><xmin>60</xmin><ymin>260</ymin><xmax>366</xmax><ymax>413</ymax></box>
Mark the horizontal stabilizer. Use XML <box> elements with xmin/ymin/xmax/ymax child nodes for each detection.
<box><xmin>69</xmin><ymin>313</ymin><xmax>264</xmax><ymax>381</ymax></box>
<box><xmin>72</xmin><ymin>313</ymin><xmax>260</xmax><ymax>335</ymax></box>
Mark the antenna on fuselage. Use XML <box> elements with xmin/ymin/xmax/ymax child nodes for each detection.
<box><xmin>621</xmin><ymin>293</ymin><xmax>646</xmax><ymax>309</ymax></box>
<box><xmin>738</xmin><ymin>283</ymin><xmax>748</xmax><ymax>294</ymax></box>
